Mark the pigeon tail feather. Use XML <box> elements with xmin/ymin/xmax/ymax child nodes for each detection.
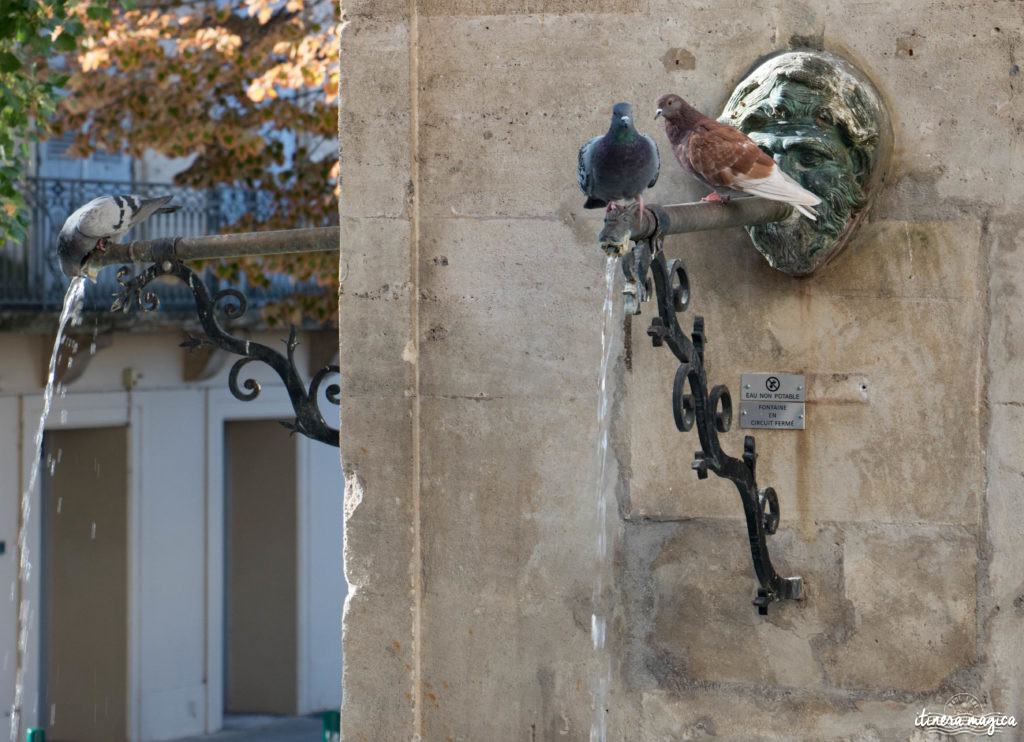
<box><xmin>792</xmin><ymin>203</ymin><xmax>818</xmax><ymax>220</ymax></box>
<box><xmin>730</xmin><ymin>168</ymin><xmax>821</xmax><ymax>220</ymax></box>
<box><xmin>736</xmin><ymin>170</ymin><xmax>821</xmax><ymax>206</ymax></box>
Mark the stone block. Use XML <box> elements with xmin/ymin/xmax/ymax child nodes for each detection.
<box><xmin>416</xmin><ymin>394</ymin><xmax>601</xmax><ymax>738</ymax></box>
<box><xmin>339</xmin><ymin>397</ymin><xmax>416</xmax><ymax>585</ymax></box>
<box><xmin>631</xmin><ymin>520</ymin><xmax>977</xmax><ymax>701</ymax></box>
<box><xmin>340</xmin><ymin>396</ymin><xmax>417</xmax><ymax>740</ymax></box>
<box><xmin>981</xmin><ymin>403</ymin><xmax>1024</xmax><ymax>713</ymax></box>
<box><xmin>418</xmin><ymin>217</ymin><xmax>609</xmax><ymax>399</ymax></box>
<box><xmin>986</xmin><ymin>216</ymin><xmax>1024</xmax><ymax>405</ymax></box>
<box><xmin>339</xmin><ymin>21</ymin><xmax>411</xmax><ymax>218</ymax></box>
<box><xmin>419</xmin><ymin>0</ymin><xmax>643</xmax><ymax>16</ymax></box>
<box><xmin>338</xmin><ymin>292</ymin><xmax>413</xmax><ymax>398</ymax></box>
<box><xmin>341</xmin><ymin>581</ymin><xmax>417</xmax><ymax>741</ymax></box>
<box><xmin>639</xmin><ymin>689</ymin><xmax>923</xmax><ymax>741</ymax></box>
<box><xmin>418</xmin><ymin>592</ymin><xmax>593</xmax><ymax>740</ymax></box>
<box><xmin>415</xmin><ymin>14</ymin><xmax>714</xmax><ymax>219</ymax></box>
<box><xmin>625</xmin><ymin>220</ymin><xmax>984</xmax><ymax>527</ymax></box>
<box><xmin>821</xmin><ymin>3</ymin><xmax>1023</xmax><ymax>215</ymax></box>
<box><xmin>418</xmin><ymin>395</ymin><xmax>599</xmax><ymax>596</ymax></box>
<box><xmin>630</xmin><ymin>520</ymin><xmax>837</xmax><ymax>690</ymax></box>
<box><xmin>820</xmin><ymin>524</ymin><xmax>977</xmax><ymax>692</ymax></box>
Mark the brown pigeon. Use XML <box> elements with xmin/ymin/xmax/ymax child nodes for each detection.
<box><xmin>654</xmin><ymin>93</ymin><xmax>820</xmax><ymax>220</ymax></box>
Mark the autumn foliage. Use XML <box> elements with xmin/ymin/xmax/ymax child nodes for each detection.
<box><xmin>0</xmin><ymin>0</ymin><xmax>81</xmax><ymax>245</ymax></box>
<box><xmin>55</xmin><ymin>0</ymin><xmax>342</xmax><ymax>325</ymax></box>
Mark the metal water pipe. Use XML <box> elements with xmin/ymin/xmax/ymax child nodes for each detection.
<box><xmin>66</xmin><ymin>226</ymin><xmax>342</xmax><ymax>447</ymax></box>
<box><xmin>85</xmin><ymin>226</ymin><xmax>340</xmax><ymax>272</ymax></box>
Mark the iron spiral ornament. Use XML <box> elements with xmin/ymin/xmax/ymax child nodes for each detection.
<box><xmin>623</xmin><ymin>234</ymin><xmax>802</xmax><ymax>613</ymax></box>
<box><xmin>111</xmin><ymin>257</ymin><xmax>339</xmax><ymax>447</ymax></box>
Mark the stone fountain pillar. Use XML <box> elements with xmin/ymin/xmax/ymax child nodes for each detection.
<box><xmin>338</xmin><ymin>1</ymin><xmax>1024</xmax><ymax>739</ymax></box>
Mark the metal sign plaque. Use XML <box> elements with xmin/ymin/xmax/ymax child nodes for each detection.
<box><xmin>740</xmin><ymin>373</ymin><xmax>805</xmax><ymax>402</ymax></box>
<box><xmin>739</xmin><ymin>401</ymin><xmax>805</xmax><ymax>429</ymax></box>
<box><xmin>740</xmin><ymin>373</ymin><xmax>806</xmax><ymax>430</ymax></box>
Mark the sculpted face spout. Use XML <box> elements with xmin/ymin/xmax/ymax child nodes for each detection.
<box><xmin>721</xmin><ymin>51</ymin><xmax>892</xmax><ymax>275</ymax></box>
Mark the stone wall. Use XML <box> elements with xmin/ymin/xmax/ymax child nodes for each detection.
<box><xmin>338</xmin><ymin>1</ymin><xmax>1024</xmax><ymax>739</ymax></box>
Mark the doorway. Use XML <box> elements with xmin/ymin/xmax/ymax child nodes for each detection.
<box><xmin>40</xmin><ymin>426</ymin><xmax>129</xmax><ymax>742</ymax></box>
<box><xmin>223</xmin><ymin>420</ymin><xmax>298</xmax><ymax>714</ymax></box>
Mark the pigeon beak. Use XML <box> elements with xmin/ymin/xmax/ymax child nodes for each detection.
<box><xmin>621</xmin><ymin>115</ymin><xmax>630</xmax><ymax>123</ymax></box>
<box><xmin>654</xmin><ymin>108</ymin><xmax>663</xmax><ymax>120</ymax></box>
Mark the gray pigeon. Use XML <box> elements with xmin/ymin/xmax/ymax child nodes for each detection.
<box><xmin>57</xmin><ymin>194</ymin><xmax>181</xmax><ymax>280</ymax></box>
<box><xmin>577</xmin><ymin>102</ymin><xmax>660</xmax><ymax>213</ymax></box>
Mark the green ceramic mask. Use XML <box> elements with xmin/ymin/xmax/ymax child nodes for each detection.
<box><xmin>721</xmin><ymin>51</ymin><xmax>893</xmax><ymax>275</ymax></box>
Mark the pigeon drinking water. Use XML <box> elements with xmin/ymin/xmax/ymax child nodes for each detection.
<box><xmin>57</xmin><ymin>194</ymin><xmax>181</xmax><ymax>279</ymax></box>
<box><xmin>577</xmin><ymin>102</ymin><xmax>660</xmax><ymax>216</ymax></box>
<box><xmin>655</xmin><ymin>93</ymin><xmax>820</xmax><ymax>220</ymax></box>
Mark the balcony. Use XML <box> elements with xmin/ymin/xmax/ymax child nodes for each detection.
<box><xmin>0</xmin><ymin>176</ymin><xmax>327</xmax><ymax>322</ymax></box>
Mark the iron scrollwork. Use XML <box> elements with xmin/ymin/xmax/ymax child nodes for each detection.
<box><xmin>622</xmin><ymin>234</ymin><xmax>802</xmax><ymax>613</ymax></box>
<box><xmin>111</xmin><ymin>258</ymin><xmax>340</xmax><ymax>447</ymax></box>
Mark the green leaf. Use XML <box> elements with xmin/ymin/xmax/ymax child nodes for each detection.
<box><xmin>54</xmin><ymin>33</ymin><xmax>77</xmax><ymax>52</ymax></box>
<box><xmin>0</xmin><ymin>52</ymin><xmax>21</xmax><ymax>74</ymax></box>
<box><xmin>86</xmin><ymin>4</ymin><xmax>112</xmax><ymax>21</ymax></box>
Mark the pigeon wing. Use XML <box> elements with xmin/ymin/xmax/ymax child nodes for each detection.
<box><xmin>687</xmin><ymin>122</ymin><xmax>773</xmax><ymax>189</ymax></box>
<box><xmin>641</xmin><ymin>132</ymin><xmax>660</xmax><ymax>189</ymax></box>
<box><xmin>126</xmin><ymin>194</ymin><xmax>176</xmax><ymax>228</ymax></box>
<box><xmin>74</xmin><ymin>196</ymin><xmax>124</xmax><ymax>240</ymax></box>
<box><xmin>689</xmin><ymin>123</ymin><xmax>820</xmax><ymax>214</ymax></box>
<box><xmin>577</xmin><ymin>136</ymin><xmax>600</xmax><ymax>197</ymax></box>
<box><xmin>578</xmin><ymin>135</ymin><xmax>609</xmax><ymax>208</ymax></box>
<box><xmin>77</xmin><ymin>194</ymin><xmax>177</xmax><ymax>241</ymax></box>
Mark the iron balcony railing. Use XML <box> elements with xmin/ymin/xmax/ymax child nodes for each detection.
<box><xmin>1</xmin><ymin>176</ymin><xmax>326</xmax><ymax>314</ymax></box>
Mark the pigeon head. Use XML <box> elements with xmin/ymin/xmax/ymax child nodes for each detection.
<box><xmin>655</xmin><ymin>93</ymin><xmax>680</xmax><ymax>116</ymax></box>
<box><xmin>611</xmin><ymin>102</ymin><xmax>633</xmax><ymax>123</ymax></box>
<box><xmin>609</xmin><ymin>102</ymin><xmax>637</xmax><ymax>135</ymax></box>
<box><xmin>655</xmin><ymin>93</ymin><xmax>706</xmax><ymax>124</ymax></box>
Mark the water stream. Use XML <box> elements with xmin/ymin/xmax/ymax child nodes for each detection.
<box><xmin>590</xmin><ymin>257</ymin><xmax>623</xmax><ymax>742</ymax></box>
<box><xmin>9</xmin><ymin>277</ymin><xmax>86</xmax><ymax>742</ymax></box>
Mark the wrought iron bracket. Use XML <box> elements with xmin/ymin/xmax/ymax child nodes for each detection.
<box><xmin>111</xmin><ymin>257</ymin><xmax>339</xmax><ymax>447</ymax></box>
<box><xmin>622</xmin><ymin>228</ymin><xmax>802</xmax><ymax>613</ymax></box>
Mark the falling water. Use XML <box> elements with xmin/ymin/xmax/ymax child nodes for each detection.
<box><xmin>10</xmin><ymin>277</ymin><xmax>86</xmax><ymax>742</ymax></box>
<box><xmin>590</xmin><ymin>257</ymin><xmax>623</xmax><ymax>742</ymax></box>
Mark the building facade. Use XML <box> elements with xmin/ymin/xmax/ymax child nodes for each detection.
<box><xmin>1</xmin><ymin>148</ymin><xmax>344</xmax><ymax>741</ymax></box>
